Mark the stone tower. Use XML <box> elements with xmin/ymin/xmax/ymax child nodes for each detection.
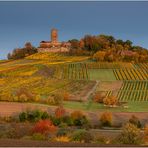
<box><xmin>51</xmin><ymin>28</ymin><xmax>58</xmax><ymax>43</ymax></box>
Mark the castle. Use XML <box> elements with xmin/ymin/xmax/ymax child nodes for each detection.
<box><xmin>38</xmin><ymin>28</ymin><xmax>71</xmax><ymax>53</ymax></box>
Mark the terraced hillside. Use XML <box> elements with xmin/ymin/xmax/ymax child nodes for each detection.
<box><xmin>0</xmin><ymin>53</ymin><xmax>147</xmax><ymax>104</ymax></box>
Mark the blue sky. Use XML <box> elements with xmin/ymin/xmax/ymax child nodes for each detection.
<box><xmin>0</xmin><ymin>1</ymin><xmax>148</xmax><ymax>59</ymax></box>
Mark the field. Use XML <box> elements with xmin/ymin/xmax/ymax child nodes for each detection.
<box><xmin>0</xmin><ymin>53</ymin><xmax>148</xmax><ymax>112</ymax></box>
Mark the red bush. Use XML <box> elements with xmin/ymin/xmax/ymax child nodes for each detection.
<box><xmin>32</xmin><ymin>120</ymin><xmax>57</xmax><ymax>135</ymax></box>
<box><xmin>55</xmin><ymin>106</ymin><xmax>66</xmax><ymax>118</ymax></box>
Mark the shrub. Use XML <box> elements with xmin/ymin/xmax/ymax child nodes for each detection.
<box><xmin>71</xmin><ymin>129</ymin><xmax>94</xmax><ymax>143</ymax></box>
<box><xmin>16</xmin><ymin>87</ymin><xmax>35</xmax><ymax>102</ymax></box>
<box><xmin>118</xmin><ymin>123</ymin><xmax>142</xmax><ymax>144</ymax></box>
<box><xmin>32</xmin><ymin>120</ymin><xmax>57</xmax><ymax>135</ymax></box>
<box><xmin>56</xmin><ymin>128</ymin><xmax>70</xmax><ymax>137</ymax></box>
<box><xmin>144</xmin><ymin>124</ymin><xmax>148</xmax><ymax>143</ymax></box>
<box><xmin>55</xmin><ymin>106</ymin><xmax>66</xmax><ymax>118</ymax></box>
<box><xmin>62</xmin><ymin>116</ymin><xmax>74</xmax><ymax>126</ymax></box>
<box><xmin>42</xmin><ymin>111</ymin><xmax>50</xmax><ymax>120</ymax></box>
<box><xmin>129</xmin><ymin>115</ymin><xmax>142</xmax><ymax>128</ymax></box>
<box><xmin>19</xmin><ymin>110</ymin><xmax>49</xmax><ymax>122</ymax></box>
<box><xmin>71</xmin><ymin>111</ymin><xmax>89</xmax><ymax>126</ymax></box>
<box><xmin>50</xmin><ymin>116</ymin><xmax>62</xmax><ymax>126</ymax></box>
<box><xmin>103</xmin><ymin>96</ymin><xmax>118</xmax><ymax>106</ymax></box>
<box><xmin>100</xmin><ymin>112</ymin><xmax>112</xmax><ymax>127</ymax></box>
<box><xmin>54</xmin><ymin>136</ymin><xmax>70</xmax><ymax>142</ymax></box>
<box><xmin>19</xmin><ymin>112</ymin><xmax>28</xmax><ymax>122</ymax></box>
<box><xmin>93</xmin><ymin>93</ymin><xmax>104</xmax><ymax>103</ymax></box>
<box><xmin>52</xmin><ymin>93</ymin><xmax>63</xmax><ymax>105</ymax></box>
<box><xmin>31</xmin><ymin>133</ymin><xmax>46</xmax><ymax>141</ymax></box>
<box><xmin>62</xmin><ymin>91</ymin><xmax>70</xmax><ymax>101</ymax></box>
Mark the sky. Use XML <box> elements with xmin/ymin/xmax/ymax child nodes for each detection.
<box><xmin>0</xmin><ymin>1</ymin><xmax>148</xmax><ymax>59</ymax></box>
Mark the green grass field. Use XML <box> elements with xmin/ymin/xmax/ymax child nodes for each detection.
<box><xmin>63</xmin><ymin>101</ymin><xmax>148</xmax><ymax>112</ymax></box>
<box><xmin>89</xmin><ymin>69</ymin><xmax>116</xmax><ymax>81</ymax></box>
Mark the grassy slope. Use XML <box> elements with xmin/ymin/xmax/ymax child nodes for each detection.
<box><xmin>63</xmin><ymin>101</ymin><xmax>148</xmax><ymax>112</ymax></box>
<box><xmin>0</xmin><ymin>54</ymin><xmax>148</xmax><ymax>112</ymax></box>
<box><xmin>89</xmin><ymin>69</ymin><xmax>116</xmax><ymax>81</ymax></box>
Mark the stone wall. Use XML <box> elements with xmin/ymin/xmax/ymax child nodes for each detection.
<box><xmin>37</xmin><ymin>47</ymin><xmax>70</xmax><ymax>53</ymax></box>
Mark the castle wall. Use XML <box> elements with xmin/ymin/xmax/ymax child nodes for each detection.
<box><xmin>38</xmin><ymin>47</ymin><xmax>70</xmax><ymax>53</ymax></box>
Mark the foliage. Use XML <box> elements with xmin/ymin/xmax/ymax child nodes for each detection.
<box><xmin>103</xmin><ymin>96</ymin><xmax>118</xmax><ymax>106</ymax></box>
<box><xmin>128</xmin><ymin>115</ymin><xmax>142</xmax><ymax>128</ymax></box>
<box><xmin>55</xmin><ymin>106</ymin><xmax>66</xmax><ymax>118</ymax></box>
<box><xmin>32</xmin><ymin>119</ymin><xmax>57</xmax><ymax>135</ymax></box>
<box><xmin>71</xmin><ymin>129</ymin><xmax>94</xmax><ymax>143</ymax></box>
<box><xmin>31</xmin><ymin>133</ymin><xmax>46</xmax><ymax>141</ymax></box>
<box><xmin>144</xmin><ymin>124</ymin><xmax>148</xmax><ymax>143</ymax></box>
<box><xmin>100</xmin><ymin>112</ymin><xmax>112</xmax><ymax>127</ymax></box>
<box><xmin>93</xmin><ymin>93</ymin><xmax>104</xmax><ymax>103</ymax></box>
<box><xmin>71</xmin><ymin>111</ymin><xmax>89</xmax><ymax>127</ymax></box>
<box><xmin>19</xmin><ymin>110</ymin><xmax>49</xmax><ymax>122</ymax></box>
<box><xmin>117</xmin><ymin>123</ymin><xmax>142</xmax><ymax>144</ymax></box>
<box><xmin>7</xmin><ymin>42</ymin><xmax>37</xmax><ymax>60</ymax></box>
<box><xmin>56</xmin><ymin>128</ymin><xmax>70</xmax><ymax>137</ymax></box>
<box><xmin>54</xmin><ymin>136</ymin><xmax>70</xmax><ymax>142</ymax></box>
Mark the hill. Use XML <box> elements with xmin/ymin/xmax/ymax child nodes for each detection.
<box><xmin>0</xmin><ymin>52</ymin><xmax>148</xmax><ymax>112</ymax></box>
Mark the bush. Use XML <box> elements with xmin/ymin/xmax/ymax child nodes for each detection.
<box><xmin>62</xmin><ymin>91</ymin><xmax>70</xmax><ymax>101</ymax></box>
<box><xmin>46</xmin><ymin>93</ymin><xmax>63</xmax><ymax>105</ymax></box>
<box><xmin>42</xmin><ymin>111</ymin><xmax>50</xmax><ymax>120</ymax></box>
<box><xmin>103</xmin><ymin>96</ymin><xmax>118</xmax><ymax>107</ymax></box>
<box><xmin>56</xmin><ymin>128</ymin><xmax>70</xmax><ymax>137</ymax></box>
<box><xmin>32</xmin><ymin>120</ymin><xmax>57</xmax><ymax>135</ymax></box>
<box><xmin>62</xmin><ymin>116</ymin><xmax>74</xmax><ymax>126</ymax></box>
<box><xmin>16</xmin><ymin>87</ymin><xmax>35</xmax><ymax>102</ymax></box>
<box><xmin>55</xmin><ymin>106</ymin><xmax>66</xmax><ymax>118</ymax></box>
<box><xmin>31</xmin><ymin>133</ymin><xmax>46</xmax><ymax>141</ymax></box>
<box><xmin>100</xmin><ymin>112</ymin><xmax>112</xmax><ymax>127</ymax></box>
<box><xmin>54</xmin><ymin>136</ymin><xmax>70</xmax><ymax>142</ymax></box>
<box><xmin>144</xmin><ymin>124</ymin><xmax>148</xmax><ymax>143</ymax></box>
<box><xmin>19</xmin><ymin>110</ymin><xmax>49</xmax><ymax>122</ymax></box>
<box><xmin>129</xmin><ymin>115</ymin><xmax>142</xmax><ymax>128</ymax></box>
<box><xmin>71</xmin><ymin>129</ymin><xmax>94</xmax><ymax>143</ymax></box>
<box><xmin>19</xmin><ymin>112</ymin><xmax>28</xmax><ymax>122</ymax></box>
<box><xmin>93</xmin><ymin>93</ymin><xmax>104</xmax><ymax>103</ymax></box>
<box><xmin>50</xmin><ymin>116</ymin><xmax>62</xmax><ymax>126</ymax></box>
<box><xmin>71</xmin><ymin>111</ymin><xmax>89</xmax><ymax>127</ymax></box>
<box><xmin>117</xmin><ymin>123</ymin><xmax>142</xmax><ymax>144</ymax></box>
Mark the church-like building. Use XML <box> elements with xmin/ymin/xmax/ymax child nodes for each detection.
<box><xmin>38</xmin><ymin>28</ymin><xmax>71</xmax><ymax>52</ymax></box>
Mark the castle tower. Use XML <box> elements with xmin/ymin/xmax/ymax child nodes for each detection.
<box><xmin>51</xmin><ymin>28</ymin><xmax>58</xmax><ymax>43</ymax></box>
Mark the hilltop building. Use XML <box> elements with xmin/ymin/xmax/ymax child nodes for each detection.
<box><xmin>38</xmin><ymin>28</ymin><xmax>71</xmax><ymax>52</ymax></box>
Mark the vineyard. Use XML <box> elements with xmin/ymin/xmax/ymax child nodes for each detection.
<box><xmin>113</xmin><ymin>68</ymin><xmax>148</xmax><ymax>80</ymax></box>
<box><xmin>87</xmin><ymin>62</ymin><xmax>134</xmax><ymax>69</ymax></box>
<box><xmin>26</xmin><ymin>52</ymin><xmax>89</xmax><ymax>63</ymax></box>
<box><xmin>117</xmin><ymin>81</ymin><xmax>148</xmax><ymax>101</ymax></box>
<box><xmin>54</xmin><ymin>63</ymin><xmax>90</xmax><ymax>80</ymax></box>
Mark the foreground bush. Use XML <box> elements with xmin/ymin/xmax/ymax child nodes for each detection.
<box><xmin>32</xmin><ymin>120</ymin><xmax>57</xmax><ymax>135</ymax></box>
<box><xmin>103</xmin><ymin>96</ymin><xmax>118</xmax><ymax>107</ymax></box>
<box><xmin>93</xmin><ymin>93</ymin><xmax>104</xmax><ymax>103</ymax></box>
<box><xmin>71</xmin><ymin>129</ymin><xmax>94</xmax><ymax>143</ymax></box>
<box><xmin>128</xmin><ymin>115</ymin><xmax>142</xmax><ymax>128</ymax></box>
<box><xmin>71</xmin><ymin>111</ymin><xmax>89</xmax><ymax>127</ymax></box>
<box><xmin>19</xmin><ymin>110</ymin><xmax>49</xmax><ymax>122</ymax></box>
<box><xmin>144</xmin><ymin>124</ymin><xmax>148</xmax><ymax>143</ymax></box>
<box><xmin>55</xmin><ymin>106</ymin><xmax>66</xmax><ymax>118</ymax></box>
<box><xmin>117</xmin><ymin>123</ymin><xmax>142</xmax><ymax>144</ymax></box>
<box><xmin>31</xmin><ymin>133</ymin><xmax>46</xmax><ymax>141</ymax></box>
<box><xmin>100</xmin><ymin>112</ymin><xmax>112</xmax><ymax>127</ymax></box>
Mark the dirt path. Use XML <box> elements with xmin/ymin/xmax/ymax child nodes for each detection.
<box><xmin>83</xmin><ymin>80</ymin><xmax>99</xmax><ymax>101</ymax></box>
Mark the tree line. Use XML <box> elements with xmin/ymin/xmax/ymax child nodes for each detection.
<box><xmin>7</xmin><ymin>42</ymin><xmax>38</xmax><ymax>60</ymax></box>
<box><xmin>7</xmin><ymin>34</ymin><xmax>148</xmax><ymax>62</ymax></box>
<box><xmin>69</xmin><ymin>34</ymin><xmax>148</xmax><ymax>62</ymax></box>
